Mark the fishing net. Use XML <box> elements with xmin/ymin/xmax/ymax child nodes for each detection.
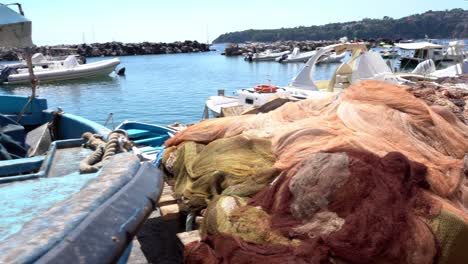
<box><xmin>167</xmin><ymin>80</ymin><xmax>468</xmax><ymax>202</ymax></box>
<box><xmin>162</xmin><ymin>80</ymin><xmax>468</xmax><ymax>263</ymax></box>
<box><xmin>169</xmin><ymin>134</ymin><xmax>278</xmax><ymax>211</ymax></box>
<box><xmin>184</xmin><ymin>150</ymin><xmax>442</xmax><ymax>263</ymax></box>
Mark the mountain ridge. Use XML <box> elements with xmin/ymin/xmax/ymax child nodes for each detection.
<box><xmin>213</xmin><ymin>9</ymin><xmax>468</xmax><ymax>43</ymax></box>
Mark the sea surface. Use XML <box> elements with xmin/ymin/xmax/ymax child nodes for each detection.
<box><xmin>0</xmin><ymin>44</ymin><xmax>342</xmax><ymax>126</ymax></box>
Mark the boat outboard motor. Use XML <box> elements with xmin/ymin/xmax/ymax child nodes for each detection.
<box><xmin>278</xmin><ymin>53</ymin><xmax>288</xmax><ymax>63</ymax></box>
<box><xmin>0</xmin><ymin>66</ymin><xmax>16</xmax><ymax>84</ymax></box>
<box><xmin>244</xmin><ymin>53</ymin><xmax>253</xmax><ymax>62</ymax></box>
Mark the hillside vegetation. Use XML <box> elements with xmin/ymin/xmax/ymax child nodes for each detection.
<box><xmin>213</xmin><ymin>9</ymin><xmax>467</xmax><ymax>43</ymax></box>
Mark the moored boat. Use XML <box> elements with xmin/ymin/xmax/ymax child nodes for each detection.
<box><xmin>317</xmin><ymin>51</ymin><xmax>346</xmax><ymax>64</ymax></box>
<box><xmin>396</xmin><ymin>41</ymin><xmax>445</xmax><ymax>68</ymax></box>
<box><xmin>244</xmin><ymin>49</ymin><xmax>290</xmax><ymax>62</ymax></box>
<box><xmin>276</xmin><ymin>47</ymin><xmax>317</xmax><ymax>63</ymax></box>
<box><xmin>0</xmin><ymin>55</ymin><xmax>120</xmax><ymax>84</ymax></box>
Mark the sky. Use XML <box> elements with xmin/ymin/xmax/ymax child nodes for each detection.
<box><xmin>11</xmin><ymin>0</ymin><xmax>468</xmax><ymax>45</ymax></box>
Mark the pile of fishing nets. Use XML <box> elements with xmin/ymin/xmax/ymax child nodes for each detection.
<box><xmin>405</xmin><ymin>75</ymin><xmax>468</xmax><ymax>124</ymax></box>
<box><xmin>162</xmin><ymin>80</ymin><xmax>468</xmax><ymax>264</ymax></box>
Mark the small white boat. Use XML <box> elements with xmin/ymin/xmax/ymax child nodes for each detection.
<box><xmin>204</xmin><ymin>95</ymin><xmax>240</xmax><ymax>117</ymax></box>
<box><xmin>276</xmin><ymin>47</ymin><xmax>316</xmax><ymax>63</ymax></box>
<box><xmin>443</xmin><ymin>40</ymin><xmax>468</xmax><ymax>61</ymax></box>
<box><xmin>431</xmin><ymin>60</ymin><xmax>468</xmax><ymax>77</ymax></box>
<box><xmin>317</xmin><ymin>52</ymin><xmax>346</xmax><ymax>64</ymax></box>
<box><xmin>404</xmin><ymin>58</ymin><xmax>468</xmax><ymax>78</ymax></box>
<box><xmin>0</xmin><ymin>55</ymin><xmax>120</xmax><ymax>84</ymax></box>
<box><xmin>245</xmin><ymin>49</ymin><xmax>290</xmax><ymax>62</ymax></box>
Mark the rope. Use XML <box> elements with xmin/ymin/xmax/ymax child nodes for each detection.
<box><xmin>79</xmin><ymin>130</ymin><xmax>131</xmax><ymax>174</ymax></box>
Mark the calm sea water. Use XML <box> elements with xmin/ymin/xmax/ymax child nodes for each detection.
<box><xmin>0</xmin><ymin>44</ymin><xmax>340</xmax><ymax>126</ymax></box>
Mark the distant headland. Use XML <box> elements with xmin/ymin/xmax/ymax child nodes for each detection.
<box><xmin>213</xmin><ymin>9</ymin><xmax>467</xmax><ymax>43</ymax></box>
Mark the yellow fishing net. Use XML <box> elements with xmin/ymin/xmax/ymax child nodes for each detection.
<box><xmin>429</xmin><ymin>209</ymin><xmax>468</xmax><ymax>264</ymax></box>
<box><xmin>169</xmin><ymin>134</ymin><xmax>278</xmax><ymax>211</ymax></box>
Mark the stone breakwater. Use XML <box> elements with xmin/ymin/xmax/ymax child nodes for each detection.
<box><xmin>0</xmin><ymin>40</ymin><xmax>210</xmax><ymax>61</ymax></box>
<box><xmin>222</xmin><ymin>40</ymin><xmax>341</xmax><ymax>56</ymax></box>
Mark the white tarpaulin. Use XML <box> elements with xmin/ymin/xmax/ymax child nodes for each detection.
<box><xmin>351</xmin><ymin>51</ymin><xmax>393</xmax><ymax>82</ymax></box>
<box><xmin>0</xmin><ymin>4</ymin><xmax>33</xmax><ymax>48</ymax></box>
<box><xmin>395</xmin><ymin>42</ymin><xmax>443</xmax><ymax>50</ymax></box>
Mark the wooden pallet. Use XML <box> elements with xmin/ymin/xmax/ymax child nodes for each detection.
<box><xmin>158</xmin><ymin>182</ymin><xmax>180</xmax><ymax>220</ymax></box>
<box><xmin>128</xmin><ymin>181</ymin><xmax>203</xmax><ymax>263</ymax></box>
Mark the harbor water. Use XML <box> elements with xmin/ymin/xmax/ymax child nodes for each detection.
<box><xmin>0</xmin><ymin>44</ymin><xmax>342</xmax><ymax>126</ymax></box>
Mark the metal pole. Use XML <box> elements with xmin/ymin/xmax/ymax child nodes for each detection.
<box><xmin>24</xmin><ymin>47</ymin><xmax>37</xmax><ymax>96</ymax></box>
<box><xmin>16</xmin><ymin>48</ymin><xmax>37</xmax><ymax>122</ymax></box>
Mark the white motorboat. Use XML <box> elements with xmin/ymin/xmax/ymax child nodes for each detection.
<box><xmin>431</xmin><ymin>60</ymin><xmax>468</xmax><ymax>77</ymax></box>
<box><xmin>0</xmin><ymin>55</ymin><xmax>120</xmax><ymax>84</ymax></box>
<box><xmin>2</xmin><ymin>53</ymin><xmax>83</xmax><ymax>69</ymax></box>
<box><xmin>443</xmin><ymin>40</ymin><xmax>467</xmax><ymax>61</ymax></box>
<box><xmin>276</xmin><ymin>47</ymin><xmax>316</xmax><ymax>63</ymax></box>
<box><xmin>204</xmin><ymin>95</ymin><xmax>240</xmax><ymax>117</ymax></box>
<box><xmin>244</xmin><ymin>49</ymin><xmax>290</xmax><ymax>62</ymax></box>
<box><xmin>403</xmin><ymin>58</ymin><xmax>468</xmax><ymax>78</ymax></box>
<box><xmin>206</xmin><ymin>43</ymin><xmax>402</xmax><ymax>117</ymax></box>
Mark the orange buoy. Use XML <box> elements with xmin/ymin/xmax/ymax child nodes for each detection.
<box><xmin>254</xmin><ymin>84</ymin><xmax>278</xmax><ymax>93</ymax></box>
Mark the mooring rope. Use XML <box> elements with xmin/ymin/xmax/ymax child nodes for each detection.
<box><xmin>79</xmin><ymin>130</ymin><xmax>131</xmax><ymax>174</ymax></box>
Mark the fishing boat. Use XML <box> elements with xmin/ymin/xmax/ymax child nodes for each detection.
<box><xmin>0</xmin><ymin>55</ymin><xmax>120</xmax><ymax>84</ymax></box>
<box><xmin>205</xmin><ymin>43</ymin><xmax>402</xmax><ymax>117</ymax></box>
<box><xmin>276</xmin><ymin>47</ymin><xmax>317</xmax><ymax>63</ymax></box>
<box><xmin>244</xmin><ymin>49</ymin><xmax>290</xmax><ymax>62</ymax></box>
<box><xmin>396</xmin><ymin>41</ymin><xmax>445</xmax><ymax>68</ymax></box>
<box><xmin>0</xmin><ymin>94</ymin><xmax>164</xmax><ymax>263</ymax></box>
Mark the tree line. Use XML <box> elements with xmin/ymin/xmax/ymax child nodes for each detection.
<box><xmin>213</xmin><ymin>9</ymin><xmax>467</xmax><ymax>43</ymax></box>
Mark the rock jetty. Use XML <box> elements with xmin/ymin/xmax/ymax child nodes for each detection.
<box><xmin>222</xmin><ymin>40</ymin><xmax>340</xmax><ymax>56</ymax></box>
<box><xmin>0</xmin><ymin>40</ymin><xmax>210</xmax><ymax>61</ymax></box>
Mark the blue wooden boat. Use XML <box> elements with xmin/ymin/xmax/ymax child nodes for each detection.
<box><xmin>0</xmin><ymin>95</ymin><xmax>163</xmax><ymax>263</ymax></box>
<box><xmin>116</xmin><ymin>120</ymin><xmax>175</xmax><ymax>164</ymax></box>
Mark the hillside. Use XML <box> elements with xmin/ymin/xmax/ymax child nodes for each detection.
<box><xmin>213</xmin><ymin>9</ymin><xmax>468</xmax><ymax>43</ymax></box>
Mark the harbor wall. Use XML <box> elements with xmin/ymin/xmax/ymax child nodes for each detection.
<box><xmin>0</xmin><ymin>40</ymin><xmax>210</xmax><ymax>61</ymax></box>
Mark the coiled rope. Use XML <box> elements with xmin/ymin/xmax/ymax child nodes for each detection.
<box><xmin>79</xmin><ymin>130</ymin><xmax>132</xmax><ymax>174</ymax></box>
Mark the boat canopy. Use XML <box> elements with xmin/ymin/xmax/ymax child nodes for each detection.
<box><xmin>0</xmin><ymin>4</ymin><xmax>33</xmax><ymax>48</ymax></box>
<box><xmin>395</xmin><ymin>42</ymin><xmax>443</xmax><ymax>50</ymax></box>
